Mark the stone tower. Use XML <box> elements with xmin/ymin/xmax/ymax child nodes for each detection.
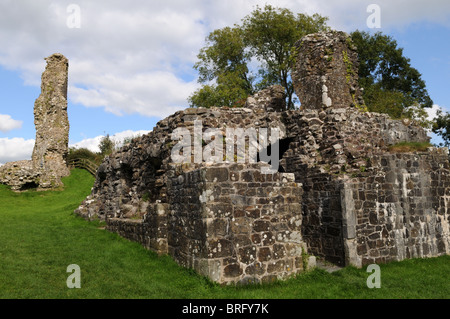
<box><xmin>31</xmin><ymin>53</ymin><xmax>70</xmax><ymax>188</ymax></box>
<box><xmin>0</xmin><ymin>53</ymin><xmax>70</xmax><ymax>190</ymax></box>
<box><xmin>291</xmin><ymin>31</ymin><xmax>365</xmax><ymax>110</ymax></box>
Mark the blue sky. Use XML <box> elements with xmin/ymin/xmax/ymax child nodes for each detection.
<box><xmin>0</xmin><ymin>0</ymin><xmax>449</xmax><ymax>163</ymax></box>
<box><xmin>0</xmin><ymin>68</ymin><xmax>160</xmax><ymax>140</ymax></box>
<box><xmin>390</xmin><ymin>23</ymin><xmax>450</xmax><ymax>112</ymax></box>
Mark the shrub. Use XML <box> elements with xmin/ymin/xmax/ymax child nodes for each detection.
<box><xmin>68</xmin><ymin>147</ymin><xmax>103</xmax><ymax>165</ymax></box>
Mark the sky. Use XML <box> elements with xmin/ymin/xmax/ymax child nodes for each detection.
<box><xmin>0</xmin><ymin>0</ymin><xmax>449</xmax><ymax>164</ymax></box>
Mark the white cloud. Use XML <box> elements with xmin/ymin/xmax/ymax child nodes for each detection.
<box><xmin>0</xmin><ymin>0</ymin><xmax>449</xmax><ymax>119</ymax></box>
<box><xmin>286</xmin><ymin>0</ymin><xmax>450</xmax><ymax>31</ymax></box>
<box><xmin>426</xmin><ymin>104</ymin><xmax>444</xmax><ymax>121</ymax></box>
<box><xmin>0</xmin><ymin>0</ymin><xmax>207</xmax><ymax>116</ymax></box>
<box><xmin>0</xmin><ymin>129</ymin><xmax>150</xmax><ymax>165</ymax></box>
<box><xmin>423</xmin><ymin>104</ymin><xmax>449</xmax><ymax>146</ymax></box>
<box><xmin>0</xmin><ymin>137</ymin><xmax>35</xmax><ymax>164</ymax></box>
<box><xmin>68</xmin><ymin>71</ymin><xmax>199</xmax><ymax>118</ymax></box>
<box><xmin>70</xmin><ymin>129</ymin><xmax>151</xmax><ymax>153</ymax></box>
<box><xmin>0</xmin><ymin>114</ymin><xmax>23</xmax><ymax>133</ymax></box>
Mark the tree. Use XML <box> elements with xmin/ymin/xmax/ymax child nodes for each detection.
<box><xmin>195</xmin><ymin>27</ymin><xmax>253</xmax><ymax>91</ymax></box>
<box><xmin>432</xmin><ymin>110</ymin><xmax>450</xmax><ymax>147</ymax></box>
<box><xmin>351</xmin><ymin>31</ymin><xmax>433</xmax><ymax>121</ymax></box>
<box><xmin>242</xmin><ymin>6</ymin><xmax>329</xmax><ymax>109</ymax></box>
<box><xmin>98</xmin><ymin>134</ymin><xmax>115</xmax><ymax>156</ymax></box>
<box><xmin>189</xmin><ymin>5</ymin><xmax>329</xmax><ymax>109</ymax></box>
<box><xmin>191</xmin><ymin>26</ymin><xmax>253</xmax><ymax>108</ymax></box>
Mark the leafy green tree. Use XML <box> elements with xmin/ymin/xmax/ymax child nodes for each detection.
<box><xmin>191</xmin><ymin>26</ymin><xmax>253</xmax><ymax>108</ymax></box>
<box><xmin>99</xmin><ymin>134</ymin><xmax>115</xmax><ymax>156</ymax></box>
<box><xmin>195</xmin><ymin>27</ymin><xmax>253</xmax><ymax>92</ymax></box>
<box><xmin>432</xmin><ymin>110</ymin><xmax>450</xmax><ymax>147</ymax></box>
<box><xmin>351</xmin><ymin>30</ymin><xmax>433</xmax><ymax>121</ymax></box>
<box><xmin>189</xmin><ymin>5</ymin><xmax>329</xmax><ymax>109</ymax></box>
<box><xmin>242</xmin><ymin>6</ymin><xmax>329</xmax><ymax>109</ymax></box>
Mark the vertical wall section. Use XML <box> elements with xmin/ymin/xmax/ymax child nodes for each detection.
<box><xmin>107</xmin><ymin>163</ymin><xmax>311</xmax><ymax>285</ymax></box>
<box><xmin>167</xmin><ymin>163</ymin><xmax>309</xmax><ymax>284</ymax></box>
<box><xmin>342</xmin><ymin>151</ymin><xmax>450</xmax><ymax>267</ymax></box>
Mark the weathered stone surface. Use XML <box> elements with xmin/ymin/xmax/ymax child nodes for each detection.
<box><xmin>32</xmin><ymin>53</ymin><xmax>70</xmax><ymax>189</ymax></box>
<box><xmin>0</xmin><ymin>53</ymin><xmax>70</xmax><ymax>190</ymax></box>
<box><xmin>341</xmin><ymin>150</ymin><xmax>450</xmax><ymax>267</ymax></box>
<box><xmin>245</xmin><ymin>84</ymin><xmax>286</xmax><ymax>112</ymax></box>
<box><xmin>0</xmin><ymin>160</ymin><xmax>39</xmax><ymax>191</ymax></box>
<box><xmin>292</xmin><ymin>31</ymin><xmax>364</xmax><ymax>110</ymax></box>
<box><xmin>75</xmin><ymin>31</ymin><xmax>449</xmax><ymax>284</ymax></box>
<box><xmin>101</xmin><ymin>162</ymin><xmax>306</xmax><ymax>285</ymax></box>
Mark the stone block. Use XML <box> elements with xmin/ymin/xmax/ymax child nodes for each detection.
<box><xmin>208</xmin><ymin>239</ymin><xmax>233</xmax><ymax>258</ymax></box>
<box><xmin>224</xmin><ymin>263</ymin><xmax>242</xmax><ymax>278</ymax></box>
<box><xmin>258</xmin><ymin>247</ymin><xmax>272</xmax><ymax>262</ymax></box>
<box><xmin>238</xmin><ymin>246</ymin><xmax>257</xmax><ymax>264</ymax></box>
<box><xmin>206</xmin><ymin>218</ymin><xmax>229</xmax><ymax>237</ymax></box>
<box><xmin>205</xmin><ymin>167</ymin><xmax>229</xmax><ymax>182</ymax></box>
<box><xmin>245</xmin><ymin>262</ymin><xmax>266</xmax><ymax>276</ymax></box>
<box><xmin>253</xmin><ymin>220</ymin><xmax>271</xmax><ymax>232</ymax></box>
<box><xmin>230</xmin><ymin>217</ymin><xmax>252</xmax><ymax>234</ymax></box>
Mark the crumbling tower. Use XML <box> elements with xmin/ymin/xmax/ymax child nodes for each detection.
<box><xmin>75</xmin><ymin>30</ymin><xmax>449</xmax><ymax>283</ymax></box>
<box><xmin>0</xmin><ymin>53</ymin><xmax>70</xmax><ymax>190</ymax></box>
<box><xmin>31</xmin><ymin>53</ymin><xmax>70</xmax><ymax>189</ymax></box>
<box><xmin>291</xmin><ymin>31</ymin><xmax>365</xmax><ymax>110</ymax></box>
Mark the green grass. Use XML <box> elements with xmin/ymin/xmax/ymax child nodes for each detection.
<box><xmin>0</xmin><ymin>169</ymin><xmax>449</xmax><ymax>299</ymax></box>
<box><xmin>388</xmin><ymin>141</ymin><xmax>433</xmax><ymax>153</ymax></box>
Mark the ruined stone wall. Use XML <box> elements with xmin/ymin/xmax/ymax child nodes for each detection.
<box><xmin>0</xmin><ymin>53</ymin><xmax>70</xmax><ymax>191</ymax></box>
<box><xmin>300</xmin><ymin>172</ymin><xmax>346</xmax><ymax>265</ymax></box>
<box><xmin>169</xmin><ymin>164</ymin><xmax>307</xmax><ymax>284</ymax></box>
<box><xmin>279</xmin><ymin>106</ymin><xmax>430</xmax><ymax>265</ymax></box>
<box><xmin>106</xmin><ymin>218</ymin><xmax>145</xmax><ymax>246</ymax></box>
<box><xmin>342</xmin><ymin>150</ymin><xmax>450</xmax><ymax>267</ymax></box>
<box><xmin>0</xmin><ymin>161</ymin><xmax>39</xmax><ymax>191</ymax></box>
<box><xmin>80</xmin><ymin>102</ymin><xmax>312</xmax><ymax>284</ymax></box>
<box><xmin>105</xmin><ymin>202</ymin><xmax>169</xmax><ymax>254</ymax></box>
<box><xmin>283</xmin><ymin>31</ymin><xmax>441</xmax><ymax>266</ymax></box>
<box><xmin>165</xmin><ymin>165</ymin><xmax>207</xmax><ymax>269</ymax></box>
<box><xmin>291</xmin><ymin>31</ymin><xmax>364</xmax><ymax>111</ymax></box>
<box><xmin>76</xmin><ymin>105</ymin><xmax>286</xmax><ymax>221</ymax></box>
<box><xmin>106</xmin><ymin>163</ymin><xmax>311</xmax><ymax>284</ymax></box>
<box><xmin>32</xmin><ymin>53</ymin><xmax>70</xmax><ymax>188</ymax></box>
<box><xmin>245</xmin><ymin>84</ymin><xmax>286</xmax><ymax>112</ymax></box>
<box><xmin>77</xmin><ymin>30</ymin><xmax>450</xmax><ymax>284</ymax></box>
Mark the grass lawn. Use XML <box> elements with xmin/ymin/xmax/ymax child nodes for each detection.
<box><xmin>0</xmin><ymin>168</ymin><xmax>448</xmax><ymax>299</ymax></box>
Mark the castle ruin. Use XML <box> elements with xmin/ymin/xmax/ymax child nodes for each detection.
<box><xmin>64</xmin><ymin>31</ymin><xmax>450</xmax><ymax>284</ymax></box>
<box><xmin>0</xmin><ymin>53</ymin><xmax>70</xmax><ymax>191</ymax></box>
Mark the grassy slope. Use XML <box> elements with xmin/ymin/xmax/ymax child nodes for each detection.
<box><xmin>0</xmin><ymin>169</ymin><xmax>448</xmax><ymax>299</ymax></box>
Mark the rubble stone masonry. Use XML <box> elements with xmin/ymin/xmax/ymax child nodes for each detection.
<box><xmin>75</xmin><ymin>31</ymin><xmax>449</xmax><ymax>283</ymax></box>
<box><xmin>0</xmin><ymin>53</ymin><xmax>69</xmax><ymax>190</ymax></box>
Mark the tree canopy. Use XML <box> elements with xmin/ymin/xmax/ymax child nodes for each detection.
<box><xmin>189</xmin><ymin>5</ymin><xmax>329</xmax><ymax>109</ymax></box>
<box><xmin>351</xmin><ymin>30</ymin><xmax>433</xmax><ymax>121</ymax></box>
<box><xmin>189</xmin><ymin>6</ymin><xmax>433</xmax><ymax>128</ymax></box>
<box><xmin>98</xmin><ymin>134</ymin><xmax>115</xmax><ymax>156</ymax></box>
<box><xmin>432</xmin><ymin>110</ymin><xmax>450</xmax><ymax>147</ymax></box>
